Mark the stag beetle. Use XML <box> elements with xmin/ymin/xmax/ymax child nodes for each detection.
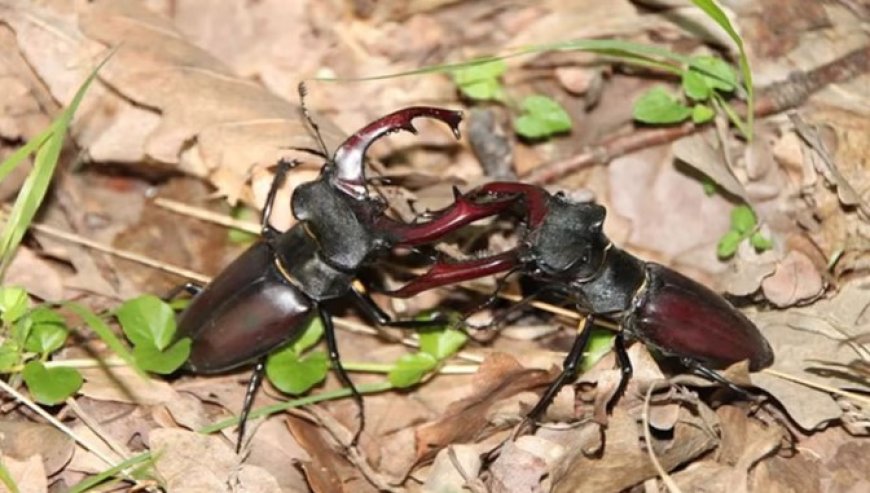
<box><xmin>171</xmin><ymin>107</ymin><xmax>524</xmax><ymax>450</ymax></box>
<box><xmin>388</xmin><ymin>181</ymin><xmax>774</xmax><ymax>422</ymax></box>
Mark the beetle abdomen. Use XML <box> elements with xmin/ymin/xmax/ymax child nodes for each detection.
<box><xmin>178</xmin><ymin>242</ymin><xmax>316</xmax><ymax>373</ymax></box>
<box><xmin>627</xmin><ymin>263</ymin><xmax>773</xmax><ymax>371</ymax></box>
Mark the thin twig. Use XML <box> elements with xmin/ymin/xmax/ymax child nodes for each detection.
<box><xmin>761</xmin><ymin>368</ymin><xmax>870</xmax><ymax>407</ymax></box>
<box><xmin>0</xmin><ymin>379</ymin><xmax>122</xmax><ymax>469</ymax></box>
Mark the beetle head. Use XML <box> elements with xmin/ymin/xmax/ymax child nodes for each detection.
<box><xmin>329</xmin><ymin>107</ymin><xmax>463</xmax><ymax>199</ymax></box>
<box><xmin>524</xmin><ymin>194</ymin><xmax>609</xmax><ymax>281</ymax></box>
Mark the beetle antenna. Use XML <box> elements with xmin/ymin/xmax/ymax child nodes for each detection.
<box><xmin>297</xmin><ymin>82</ymin><xmax>330</xmax><ymax>158</ymax></box>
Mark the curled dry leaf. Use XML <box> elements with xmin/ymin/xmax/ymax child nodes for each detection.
<box><xmin>752</xmin><ymin>307</ymin><xmax>868</xmax><ymax>430</ymax></box>
<box><xmin>150</xmin><ymin>428</ymin><xmax>282</xmax><ymax>493</ymax></box>
<box><xmin>422</xmin><ymin>445</ymin><xmax>483</xmax><ymax>493</ymax></box>
<box><xmin>285</xmin><ymin>414</ymin><xmax>359</xmax><ymax>493</ymax></box>
<box><xmin>761</xmin><ymin>250</ymin><xmax>825</xmax><ymax>307</ymax></box>
<box><xmin>489</xmin><ymin>437</ymin><xmax>556</xmax><ymax>493</ymax></box>
<box><xmin>413</xmin><ymin>352</ymin><xmax>556</xmax><ymax>465</ymax></box>
<box><xmin>672</xmin><ymin>131</ymin><xmax>747</xmax><ymax>200</ymax></box>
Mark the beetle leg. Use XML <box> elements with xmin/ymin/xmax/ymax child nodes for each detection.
<box><xmin>610</xmin><ymin>333</ymin><xmax>633</xmax><ymax>410</ymax></box>
<box><xmin>350</xmin><ymin>287</ymin><xmax>450</xmax><ymax>329</ymax></box>
<box><xmin>162</xmin><ymin>282</ymin><xmax>204</xmax><ymax>301</ymax></box>
<box><xmin>236</xmin><ymin>357</ymin><xmax>267</xmax><ymax>453</ymax></box>
<box><xmin>680</xmin><ymin>357</ymin><xmax>755</xmax><ymax>399</ymax></box>
<box><xmin>320</xmin><ymin>306</ymin><xmax>365</xmax><ymax>446</ymax></box>
<box><xmin>526</xmin><ymin>314</ymin><xmax>596</xmax><ymax>423</ymax></box>
<box><xmin>261</xmin><ymin>158</ymin><xmax>301</xmax><ymax>239</ymax></box>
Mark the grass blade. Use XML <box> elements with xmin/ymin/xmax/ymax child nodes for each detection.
<box><xmin>67</xmin><ymin>452</ymin><xmax>153</xmax><ymax>493</ymax></box>
<box><xmin>0</xmin><ymin>52</ymin><xmax>113</xmax><ymax>278</ymax></box>
<box><xmin>65</xmin><ymin>302</ymin><xmax>146</xmax><ymax>379</ymax></box>
<box><xmin>690</xmin><ymin>0</ymin><xmax>754</xmax><ymax>138</ymax></box>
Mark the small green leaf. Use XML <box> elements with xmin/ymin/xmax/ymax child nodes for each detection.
<box><xmin>451</xmin><ymin>59</ymin><xmax>507</xmax><ymax>101</ymax></box>
<box><xmin>22</xmin><ymin>361</ymin><xmax>82</xmax><ymax>405</ymax></box>
<box><xmin>682</xmin><ymin>70</ymin><xmax>710</xmax><ymax>101</ymax></box>
<box><xmin>419</xmin><ymin>325</ymin><xmax>467</xmax><ymax>361</ymax></box>
<box><xmin>0</xmin><ymin>344</ymin><xmax>19</xmax><ymax>372</ymax></box>
<box><xmin>266</xmin><ymin>348</ymin><xmax>329</xmax><ymax>395</ymax></box>
<box><xmin>132</xmin><ymin>338</ymin><xmax>191</xmax><ymax>374</ymax></box>
<box><xmin>730</xmin><ymin>205</ymin><xmax>757</xmax><ymax>234</ymax></box>
<box><xmin>633</xmin><ymin>87</ymin><xmax>691</xmax><ymax>124</ymax></box>
<box><xmin>228</xmin><ymin>205</ymin><xmax>258</xmax><ymax>245</ymax></box>
<box><xmin>702</xmin><ymin>179</ymin><xmax>717</xmax><ymax>196</ymax></box>
<box><xmin>24</xmin><ymin>307</ymin><xmax>67</xmax><ymax>355</ymax></box>
<box><xmin>691</xmin><ymin>104</ymin><xmax>715</xmax><ymax>124</ymax></box>
<box><xmin>388</xmin><ymin>352</ymin><xmax>437</xmax><ymax>389</ymax></box>
<box><xmin>750</xmin><ymin>232</ymin><xmax>773</xmax><ymax>251</ymax></box>
<box><xmin>579</xmin><ymin>328</ymin><xmax>617</xmax><ymax>372</ymax></box>
<box><xmin>24</xmin><ymin>321</ymin><xmax>67</xmax><ymax>356</ymax></box>
<box><xmin>717</xmin><ymin>230</ymin><xmax>742</xmax><ymax>259</ymax></box>
<box><xmin>117</xmin><ymin>295</ymin><xmax>176</xmax><ymax>351</ymax></box>
<box><xmin>0</xmin><ymin>286</ymin><xmax>29</xmax><ymax>325</ymax></box>
<box><xmin>514</xmin><ymin>95</ymin><xmax>572</xmax><ymax>139</ymax></box>
<box><xmin>689</xmin><ymin>56</ymin><xmax>737</xmax><ymax>92</ymax></box>
<box><xmin>291</xmin><ymin>317</ymin><xmax>324</xmax><ymax>355</ymax></box>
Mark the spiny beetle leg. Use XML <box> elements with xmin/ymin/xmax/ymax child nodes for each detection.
<box><xmin>526</xmin><ymin>314</ymin><xmax>595</xmax><ymax>424</ymax></box>
<box><xmin>319</xmin><ymin>306</ymin><xmax>365</xmax><ymax>446</ymax></box>
<box><xmin>610</xmin><ymin>333</ymin><xmax>633</xmax><ymax>411</ymax></box>
<box><xmin>236</xmin><ymin>357</ymin><xmax>267</xmax><ymax>453</ymax></box>
<box><xmin>386</xmin><ymin>251</ymin><xmax>521</xmax><ymax>298</ymax></box>
<box><xmin>350</xmin><ymin>287</ymin><xmax>451</xmax><ymax>330</ymax></box>
<box><xmin>680</xmin><ymin>357</ymin><xmax>756</xmax><ymax>400</ymax></box>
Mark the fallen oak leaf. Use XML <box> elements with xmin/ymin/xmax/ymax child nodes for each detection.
<box><xmin>413</xmin><ymin>352</ymin><xmax>556</xmax><ymax>466</ymax></box>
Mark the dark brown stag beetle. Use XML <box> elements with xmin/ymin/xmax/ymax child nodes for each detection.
<box><xmin>171</xmin><ymin>107</ymin><xmax>524</xmax><ymax>451</ymax></box>
<box><xmin>388</xmin><ymin>181</ymin><xmax>774</xmax><ymax>424</ymax></box>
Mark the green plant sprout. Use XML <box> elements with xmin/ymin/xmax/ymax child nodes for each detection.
<box><xmin>451</xmin><ymin>59</ymin><xmax>573</xmax><ymax>140</ymax></box>
<box><xmin>717</xmin><ymin>204</ymin><xmax>773</xmax><ymax>259</ymax></box>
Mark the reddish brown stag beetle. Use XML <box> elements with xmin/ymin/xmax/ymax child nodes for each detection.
<box><xmin>388</xmin><ymin>181</ymin><xmax>774</xmax><ymax>424</ymax></box>
<box><xmin>170</xmin><ymin>107</ymin><xmax>526</xmax><ymax>451</ymax></box>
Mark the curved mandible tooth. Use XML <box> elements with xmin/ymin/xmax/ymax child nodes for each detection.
<box><xmin>331</xmin><ymin>107</ymin><xmax>463</xmax><ymax>198</ymax></box>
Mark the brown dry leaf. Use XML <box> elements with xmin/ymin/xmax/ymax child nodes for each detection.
<box><xmin>0</xmin><ymin>1</ymin><xmax>337</xmax><ymax>204</ymax></box>
<box><xmin>550</xmin><ymin>406</ymin><xmax>718</xmax><ymax>493</ymax></box>
<box><xmin>149</xmin><ymin>428</ymin><xmax>283</xmax><ymax>493</ymax></box>
<box><xmin>285</xmin><ymin>414</ymin><xmax>352</xmax><ymax>493</ymax></box>
<box><xmin>0</xmin><ymin>421</ymin><xmax>73</xmax><ymax>476</ymax></box>
<box><xmin>488</xmin><ymin>438</ymin><xmax>553</xmax><ymax>493</ymax></box>
<box><xmin>238</xmin><ymin>419</ymin><xmax>311</xmax><ymax>493</ymax></box>
<box><xmin>760</xmin><ymin>250</ymin><xmax>825</xmax><ymax>307</ymax></box>
<box><xmin>0</xmin><ymin>454</ymin><xmax>47</xmax><ymax>493</ymax></box>
<box><xmin>4</xmin><ymin>247</ymin><xmax>64</xmax><ymax>301</ymax></box>
<box><xmin>719</xmin><ymin>242</ymin><xmax>779</xmax><ymax>296</ymax></box>
<box><xmin>750</xmin><ymin>452</ymin><xmax>824</xmax><ymax>493</ymax></box>
<box><xmin>672</xmin><ymin>131</ymin><xmax>747</xmax><ymax>201</ymax></box>
<box><xmin>413</xmin><ymin>352</ymin><xmax>555</xmax><ymax>465</ymax></box>
<box><xmin>669</xmin><ymin>460</ymin><xmax>733</xmax><ymax>493</ymax></box>
<box><xmin>752</xmin><ymin>301</ymin><xmax>869</xmax><ymax>429</ymax></box>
